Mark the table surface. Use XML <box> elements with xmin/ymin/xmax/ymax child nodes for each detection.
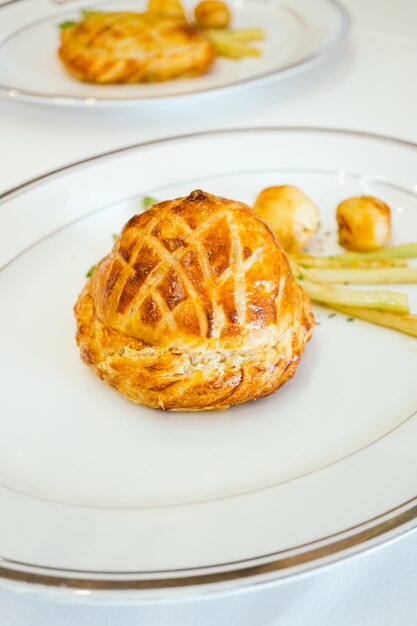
<box><xmin>1</xmin><ymin>0</ymin><xmax>417</xmax><ymax>623</ymax></box>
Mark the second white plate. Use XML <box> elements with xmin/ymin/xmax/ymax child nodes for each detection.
<box><xmin>0</xmin><ymin>0</ymin><xmax>349</xmax><ymax>106</ymax></box>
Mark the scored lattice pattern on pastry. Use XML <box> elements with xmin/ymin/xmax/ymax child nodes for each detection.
<box><xmin>75</xmin><ymin>190</ymin><xmax>314</xmax><ymax>410</ymax></box>
<box><xmin>93</xmin><ymin>190</ymin><xmax>290</xmax><ymax>349</ymax></box>
<box><xmin>58</xmin><ymin>12</ymin><xmax>215</xmax><ymax>84</ymax></box>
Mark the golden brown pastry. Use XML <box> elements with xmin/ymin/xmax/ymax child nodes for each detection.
<box><xmin>74</xmin><ymin>190</ymin><xmax>314</xmax><ymax>411</ymax></box>
<box><xmin>58</xmin><ymin>12</ymin><xmax>215</xmax><ymax>83</ymax></box>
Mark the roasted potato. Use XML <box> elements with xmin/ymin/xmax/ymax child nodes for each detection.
<box><xmin>194</xmin><ymin>0</ymin><xmax>231</xmax><ymax>28</ymax></box>
<box><xmin>254</xmin><ymin>185</ymin><xmax>319</xmax><ymax>251</ymax></box>
<box><xmin>336</xmin><ymin>196</ymin><xmax>391</xmax><ymax>251</ymax></box>
<box><xmin>148</xmin><ymin>0</ymin><xmax>186</xmax><ymax>21</ymax></box>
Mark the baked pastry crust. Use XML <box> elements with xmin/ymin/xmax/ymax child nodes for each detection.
<box><xmin>59</xmin><ymin>12</ymin><xmax>215</xmax><ymax>83</ymax></box>
<box><xmin>74</xmin><ymin>190</ymin><xmax>314</xmax><ymax>410</ymax></box>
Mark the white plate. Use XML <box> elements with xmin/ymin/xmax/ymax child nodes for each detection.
<box><xmin>0</xmin><ymin>0</ymin><xmax>349</xmax><ymax>106</ymax></box>
<box><xmin>1</xmin><ymin>128</ymin><xmax>417</xmax><ymax>599</ymax></box>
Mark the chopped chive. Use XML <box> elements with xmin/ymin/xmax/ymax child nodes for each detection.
<box><xmin>112</xmin><ymin>233</ymin><xmax>118</xmax><ymax>241</ymax></box>
<box><xmin>59</xmin><ymin>20</ymin><xmax>76</xmax><ymax>29</ymax></box>
<box><xmin>296</xmin><ymin>274</ymin><xmax>304</xmax><ymax>281</ymax></box>
<box><xmin>86</xmin><ymin>264</ymin><xmax>97</xmax><ymax>277</ymax></box>
<box><xmin>347</xmin><ymin>317</ymin><xmax>355</xmax><ymax>322</ymax></box>
<box><xmin>81</xmin><ymin>9</ymin><xmax>100</xmax><ymax>17</ymax></box>
<box><xmin>143</xmin><ymin>196</ymin><xmax>158</xmax><ymax>210</ymax></box>
<box><xmin>328</xmin><ymin>313</ymin><xmax>336</xmax><ymax>318</ymax></box>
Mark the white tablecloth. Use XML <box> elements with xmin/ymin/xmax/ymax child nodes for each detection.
<box><xmin>1</xmin><ymin>0</ymin><xmax>417</xmax><ymax>622</ymax></box>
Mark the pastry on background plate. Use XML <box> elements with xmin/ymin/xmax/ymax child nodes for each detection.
<box><xmin>59</xmin><ymin>11</ymin><xmax>215</xmax><ymax>83</ymax></box>
<box><xmin>74</xmin><ymin>190</ymin><xmax>314</xmax><ymax>411</ymax></box>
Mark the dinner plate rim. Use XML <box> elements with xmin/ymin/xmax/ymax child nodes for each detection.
<box><xmin>1</xmin><ymin>126</ymin><xmax>417</xmax><ymax>597</ymax></box>
<box><xmin>0</xmin><ymin>0</ymin><xmax>350</xmax><ymax>107</ymax></box>
<box><xmin>2</xmin><ymin>125</ymin><xmax>417</xmax><ymax>203</ymax></box>
<box><xmin>1</xmin><ymin>498</ymin><xmax>417</xmax><ymax>598</ymax></box>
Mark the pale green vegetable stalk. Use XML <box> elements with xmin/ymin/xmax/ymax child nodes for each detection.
<box><xmin>334</xmin><ymin>243</ymin><xmax>417</xmax><ymax>262</ymax></box>
<box><xmin>301</xmin><ymin>280</ymin><xmax>409</xmax><ymax>314</ymax></box>
<box><xmin>292</xmin><ymin>253</ymin><xmax>408</xmax><ymax>269</ymax></box>
<box><xmin>293</xmin><ymin>243</ymin><xmax>417</xmax><ymax>268</ymax></box>
<box><xmin>227</xmin><ymin>28</ymin><xmax>264</xmax><ymax>42</ymax></box>
<box><xmin>326</xmin><ymin>305</ymin><xmax>417</xmax><ymax>338</ymax></box>
<box><xmin>207</xmin><ymin>29</ymin><xmax>260</xmax><ymax>58</ymax></box>
<box><xmin>306</xmin><ymin>266</ymin><xmax>417</xmax><ymax>285</ymax></box>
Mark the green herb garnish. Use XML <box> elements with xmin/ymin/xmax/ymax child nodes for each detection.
<box><xmin>328</xmin><ymin>313</ymin><xmax>336</xmax><ymax>318</ymax></box>
<box><xmin>112</xmin><ymin>233</ymin><xmax>118</xmax><ymax>242</ymax></box>
<box><xmin>81</xmin><ymin>9</ymin><xmax>100</xmax><ymax>17</ymax></box>
<box><xmin>59</xmin><ymin>20</ymin><xmax>76</xmax><ymax>29</ymax></box>
<box><xmin>143</xmin><ymin>196</ymin><xmax>158</xmax><ymax>210</ymax></box>
<box><xmin>347</xmin><ymin>317</ymin><xmax>355</xmax><ymax>322</ymax></box>
<box><xmin>86</xmin><ymin>264</ymin><xmax>97</xmax><ymax>277</ymax></box>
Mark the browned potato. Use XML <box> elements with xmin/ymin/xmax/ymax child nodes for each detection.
<box><xmin>336</xmin><ymin>196</ymin><xmax>391</xmax><ymax>251</ymax></box>
<box><xmin>194</xmin><ymin>0</ymin><xmax>231</xmax><ymax>28</ymax></box>
<box><xmin>148</xmin><ymin>0</ymin><xmax>186</xmax><ymax>21</ymax></box>
<box><xmin>254</xmin><ymin>185</ymin><xmax>319</xmax><ymax>252</ymax></box>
